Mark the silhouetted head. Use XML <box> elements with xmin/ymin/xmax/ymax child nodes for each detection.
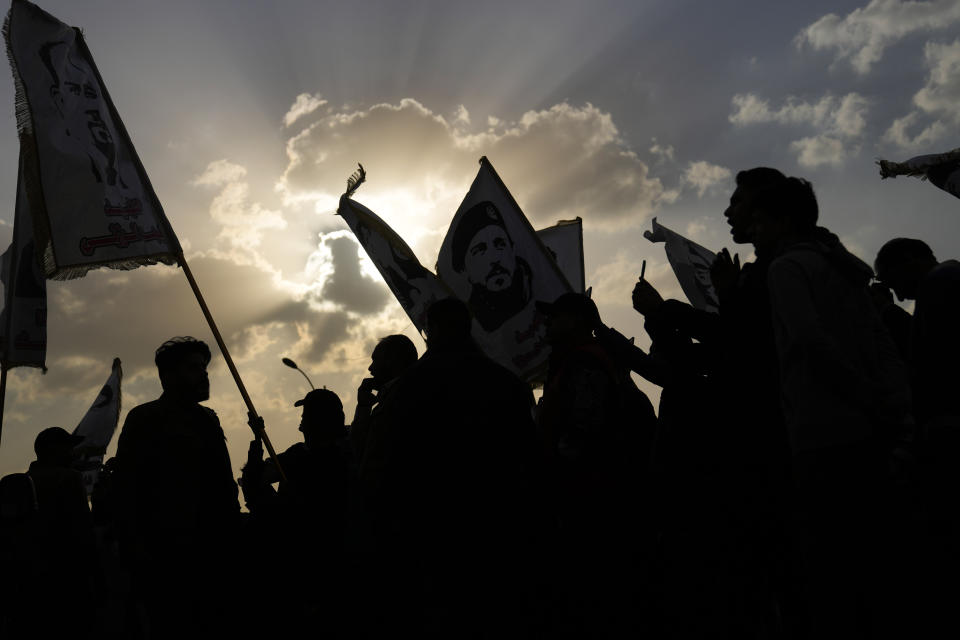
<box><xmin>295</xmin><ymin>388</ymin><xmax>345</xmax><ymax>443</ymax></box>
<box><xmin>452</xmin><ymin>202</ymin><xmax>517</xmax><ymax>293</ymax></box>
<box><xmin>425</xmin><ymin>298</ymin><xmax>473</xmax><ymax>351</ymax></box>
<box><xmin>724</xmin><ymin>167</ymin><xmax>787</xmax><ymax>244</ymax></box>
<box><xmin>749</xmin><ymin>176</ymin><xmax>818</xmax><ymax>253</ymax></box>
<box><xmin>155</xmin><ymin>337</ymin><xmax>212</xmax><ymax>402</ymax></box>
<box><xmin>34</xmin><ymin>426</ymin><xmax>83</xmax><ymax>467</ymax></box>
<box><xmin>537</xmin><ymin>292</ymin><xmax>601</xmax><ymax>347</ymax></box>
<box><xmin>369</xmin><ymin>334</ymin><xmax>418</xmax><ymax>385</ymax></box>
<box><xmin>875</xmin><ymin>238</ymin><xmax>938</xmax><ymax>301</ymax></box>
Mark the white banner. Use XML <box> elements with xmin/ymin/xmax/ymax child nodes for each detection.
<box><xmin>437</xmin><ymin>157</ymin><xmax>571</xmax><ymax>379</ymax></box>
<box><xmin>5</xmin><ymin>0</ymin><xmax>180</xmax><ymax>279</ymax></box>
<box><xmin>644</xmin><ymin>217</ymin><xmax>719</xmax><ymax>313</ymax></box>
<box><xmin>537</xmin><ymin>218</ymin><xmax>584</xmax><ymax>293</ymax></box>
<box><xmin>72</xmin><ymin>357</ymin><xmax>122</xmax><ymax>495</ymax></box>
<box><xmin>0</xmin><ymin>159</ymin><xmax>46</xmax><ymax>369</ymax></box>
<box><xmin>339</xmin><ymin>195</ymin><xmax>453</xmax><ymax>332</ymax></box>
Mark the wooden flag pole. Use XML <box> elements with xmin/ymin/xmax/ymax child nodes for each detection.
<box><xmin>177</xmin><ymin>254</ymin><xmax>287</xmax><ymax>483</ymax></box>
<box><xmin>0</xmin><ymin>366</ymin><xmax>7</xmax><ymax>446</ymax></box>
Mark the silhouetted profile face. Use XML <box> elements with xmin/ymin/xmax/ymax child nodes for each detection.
<box><xmin>723</xmin><ymin>186</ymin><xmax>756</xmax><ymax>244</ymax></box>
<box><xmin>465</xmin><ymin>224</ymin><xmax>516</xmax><ymax>292</ymax></box>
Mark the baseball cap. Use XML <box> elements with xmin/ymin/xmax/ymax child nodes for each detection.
<box><xmin>34</xmin><ymin>427</ymin><xmax>85</xmax><ymax>459</ymax></box>
<box><xmin>294</xmin><ymin>388</ymin><xmax>343</xmax><ymax>415</ymax></box>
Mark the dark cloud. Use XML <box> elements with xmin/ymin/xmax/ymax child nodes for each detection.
<box><xmin>320</xmin><ymin>236</ymin><xmax>390</xmax><ymax>314</ymax></box>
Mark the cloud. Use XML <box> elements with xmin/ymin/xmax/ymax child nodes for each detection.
<box><xmin>882</xmin><ymin>38</ymin><xmax>960</xmax><ymax>149</ymax></box>
<box><xmin>277</xmin><ymin>98</ymin><xmax>670</xmax><ymax>232</ymax></box>
<box><xmin>649</xmin><ymin>138</ymin><xmax>675</xmax><ymax>163</ymax></box>
<box><xmin>882</xmin><ymin>111</ymin><xmax>949</xmax><ymax>148</ymax></box>
<box><xmin>730</xmin><ymin>92</ymin><xmax>870</xmax><ymax>167</ymax></box>
<box><xmin>682</xmin><ymin>161</ymin><xmax>732</xmax><ymax>197</ymax></box>
<box><xmin>193</xmin><ymin>160</ymin><xmax>287</xmax><ymax>264</ymax></box>
<box><xmin>284</xmin><ymin>92</ymin><xmax>328</xmax><ymax>127</ymax></box>
<box><xmin>454</xmin><ymin>104</ymin><xmax>470</xmax><ymax>125</ymax></box>
<box><xmin>914</xmin><ymin>38</ymin><xmax>960</xmax><ymax>120</ymax></box>
<box><xmin>796</xmin><ymin>0</ymin><xmax>960</xmax><ymax>74</ymax></box>
<box><xmin>315</xmin><ymin>234</ymin><xmax>390</xmax><ymax>314</ymax></box>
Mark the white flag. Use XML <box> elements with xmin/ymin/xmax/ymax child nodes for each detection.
<box><xmin>338</xmin><ymin>195</ymin><xmax>454</xmax><ymax>332</ymax></box>
<box><xmin>72</xmin><ymin>357</ymin><xmax>121</xmax><ymax>495</ymax></box>
<box><xmin>537</xmin><ymin>218</ymin><xmax>584</xmax><ymax>293</ymax></box>
<box><xmin>644</xmin><ymin>217</ymin><xmax>719</xmax><ymax>313</ymax></box>
<box><xmin>4</xmin><ymin>0</ymin><xmax>180</xmax><ymax>279</ymax></box>
<box><xmin>0</xmin><ymin>158</ymin><xmax>46</xmax><ymax>370</ymax></box>
<box><xmin>877</xmin><ymin>147</ymin><xmax>960</xmax><ymax>201</ymax></box>
<box><xmin>437</xmin><ymin>157</ymin><xmax>572</xmax><ymax>379</ymax></box>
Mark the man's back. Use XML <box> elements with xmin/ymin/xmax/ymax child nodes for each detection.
<box><xmin>116</xmin><ymin>395</ymin><xmax>238</xmax><ymax>542</ymax></box>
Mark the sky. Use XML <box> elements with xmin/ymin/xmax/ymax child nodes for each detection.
<box><xmin>1</xmin><ymin>0</ymin><xmax>959</xmax><ymax>479</ymax></box>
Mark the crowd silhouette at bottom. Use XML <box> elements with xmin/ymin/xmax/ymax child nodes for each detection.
<box><xmin>1</xmin><ymin>167</ymin><xmax>957</xmax><ymax>639</ymax></box>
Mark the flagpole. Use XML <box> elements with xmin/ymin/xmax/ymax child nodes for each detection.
<box><xmin>177</xmin><ymin>253</ymin><xmax>287</xmax><ymax>483</ymax></box>
<box><xmin>0</xmin><ymin>366</ymin><xmax>7</xmax><ymax>446</ymax></box>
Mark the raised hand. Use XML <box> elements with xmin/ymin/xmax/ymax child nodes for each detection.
<box><xmin>632</xmin><ymin>278</ymin><xmax>664</xmax><ymax>316</ymax></box>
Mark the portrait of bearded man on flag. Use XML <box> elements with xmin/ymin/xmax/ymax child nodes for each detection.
<box><xmin>38</xmin><ymin>39</ymin><xmax>140</xmax><ymax>216</ymax></box>
<box><xmin>450</xmin><ymin>200</ymin><xmax>534</xmax><ymax>332</ymax></box>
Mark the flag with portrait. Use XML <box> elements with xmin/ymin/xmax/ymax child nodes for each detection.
<box><xmin>644</xmin><ymin>217</ymin><xmax>719</xmax><ymax>313</ymax></box>
<box><xmin>437</xmin><ymin>157</ymin><xmax>572</xmax><ymax>380</ymax></box>
<box><xmin>72</xmin><ymin>357</ymin><xmax>121</xmax><ymax>495</ymax></box>
<box><xmin>4</xmin><ymin>0</ymin><xmax>180</xmax><ymax>280</ymax></box>
<box><xmin>878</xmin><ymin>146</ymin><xmax>960</xmax><ymax>201</ymax></box>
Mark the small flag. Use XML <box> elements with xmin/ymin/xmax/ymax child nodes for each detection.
<box><xmin>537</xmin><ymin>217</ymin><xmax>585</xmax><ymax>293</ymax></box>
<box><xmin>644</xmin><ymin>217</ymin><xmax>719</xmax><ymax>313</ymax></box>
<box><xmin>877</xmin><ymin>147</ymin><xmax>960</xmax><ymax>200</ymax></box>
<box><xmin>0</xmin><ymin>158</ymin><xmax>46</xmax><ymax>370</ymax></box>
<box><xmin>4</xmin><ymin>0</ymin><xmax>180</xmax><ymax>279</ymax></box>
<box><xmin>72</xmin><ymin>357</ymin><xmax>122</xmax><ymax>495</ymax></box>
<box><xmin>437</xmin><ymin>157</ymin><xmax>571</xmax><ymax>379</ymax></box>
<box><xmin>338</xmin><ymin>194</ymin><xmax>454</xmax><ymax>333</ymax></box>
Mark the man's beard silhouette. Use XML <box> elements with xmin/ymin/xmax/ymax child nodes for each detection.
<box><xmin>468</xmin><ymin>257</ymin><xmax>533</xmax><ymax>332</ymax></box>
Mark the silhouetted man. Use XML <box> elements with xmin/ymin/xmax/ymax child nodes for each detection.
<box><xmin>758</xmin><ymin>178</ymin><xmax>910</xmax><ymax>640</ymax></box>
<box><xmin>9</xmin><ymin>427</ymin><xmax>99</xmax><ymax>638</ymax></box>
<box><xmin>537</xmin><ymin>292</ymin><xmax>655</xmax><ymax>637</ymax></box>
<box><xmin>350</xmin><ymin>334</ymin><xmax>418</xmax><ymax>467</ymax></box>
<box><xmin>115</xmin><ymin>336</ymin><xmax>240</xmax><ymax>636</ymax></box>
<box><xmin>372</xmin><ymin>298</ymin><xmax>545</xmax><ymax>635</ymax></box>
<box><xmin>631</xmin><ymin>169</ymin><xmax>797</xmax><ymax>637</ymax></box>
<box><xmin>875</xmin><ymin>237</ymin><xmax>960</xmax><ymax>634</ymax></box>
<box><xmin>451</xmin><ymin>201</ymin><xmax>534</xmax><ymax>331</ymax></box>
<box><xmin>244</xmin><ymin>388</ymin><xmax>356</xmax><ymax>636</ymax></box>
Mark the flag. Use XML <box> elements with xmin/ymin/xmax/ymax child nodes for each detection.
<box><xmin>644</xmin><ymin>217</ymin><xmax>719</xmax><ymax>313</ymax></box>
<box><xmin>4</xmin><ymin>0</ymin><xmax>180</xmax><ymax>280</ymax></box>
<box><xmin>0</xmin><ymin>158</ymin><xmax>46</xmax><ymax>370</ymax></box>
<box><xmin>72</xmin><ymin>357</ymin><xmax>121</xmax><ymax>495</ymax></box>
<box><xmin>338</xmin><ymin>195</ymin><xmax>454</xmax><ymax>332</ymax></box>
<box><xmin>437</xmin><ymin>157</ymin><xmax>572</xmax><ymax>379</ymax></box>
<box><xmin>537</xmin><ymin>217</ymin><xmax>585</xmax><ymax>293</ymax></box>
<box><xmin>877</xmin><ymin>147</ymin><xmax>960</xmax><ymax>200</ymax></box>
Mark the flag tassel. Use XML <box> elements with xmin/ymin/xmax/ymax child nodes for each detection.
<box><xmin>177</xmin><ymin>253</ymin><xmax>287</xmax><ymax>483</ymax></box>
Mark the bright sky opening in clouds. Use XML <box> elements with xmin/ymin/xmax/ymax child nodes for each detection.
<box><xmin>1</xmin><ymin>0</ymin><xmax>960</xmax><ymax>480</ymax></box>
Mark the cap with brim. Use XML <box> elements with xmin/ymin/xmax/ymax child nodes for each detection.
<box><xmin>294</xmin><ymin>388</ymin><xmax>343</xmax><ymax>414</ymax></box>
<box><xmin>34</xmin><ymin>427</ymin><xmax>85</xmax><ymax>458</ymax></box>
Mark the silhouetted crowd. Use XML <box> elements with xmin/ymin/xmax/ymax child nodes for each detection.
<box><xmin>1</xmin><ymin>167</ymin><xmax>958</xmax><ymax>639</ymax></box>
